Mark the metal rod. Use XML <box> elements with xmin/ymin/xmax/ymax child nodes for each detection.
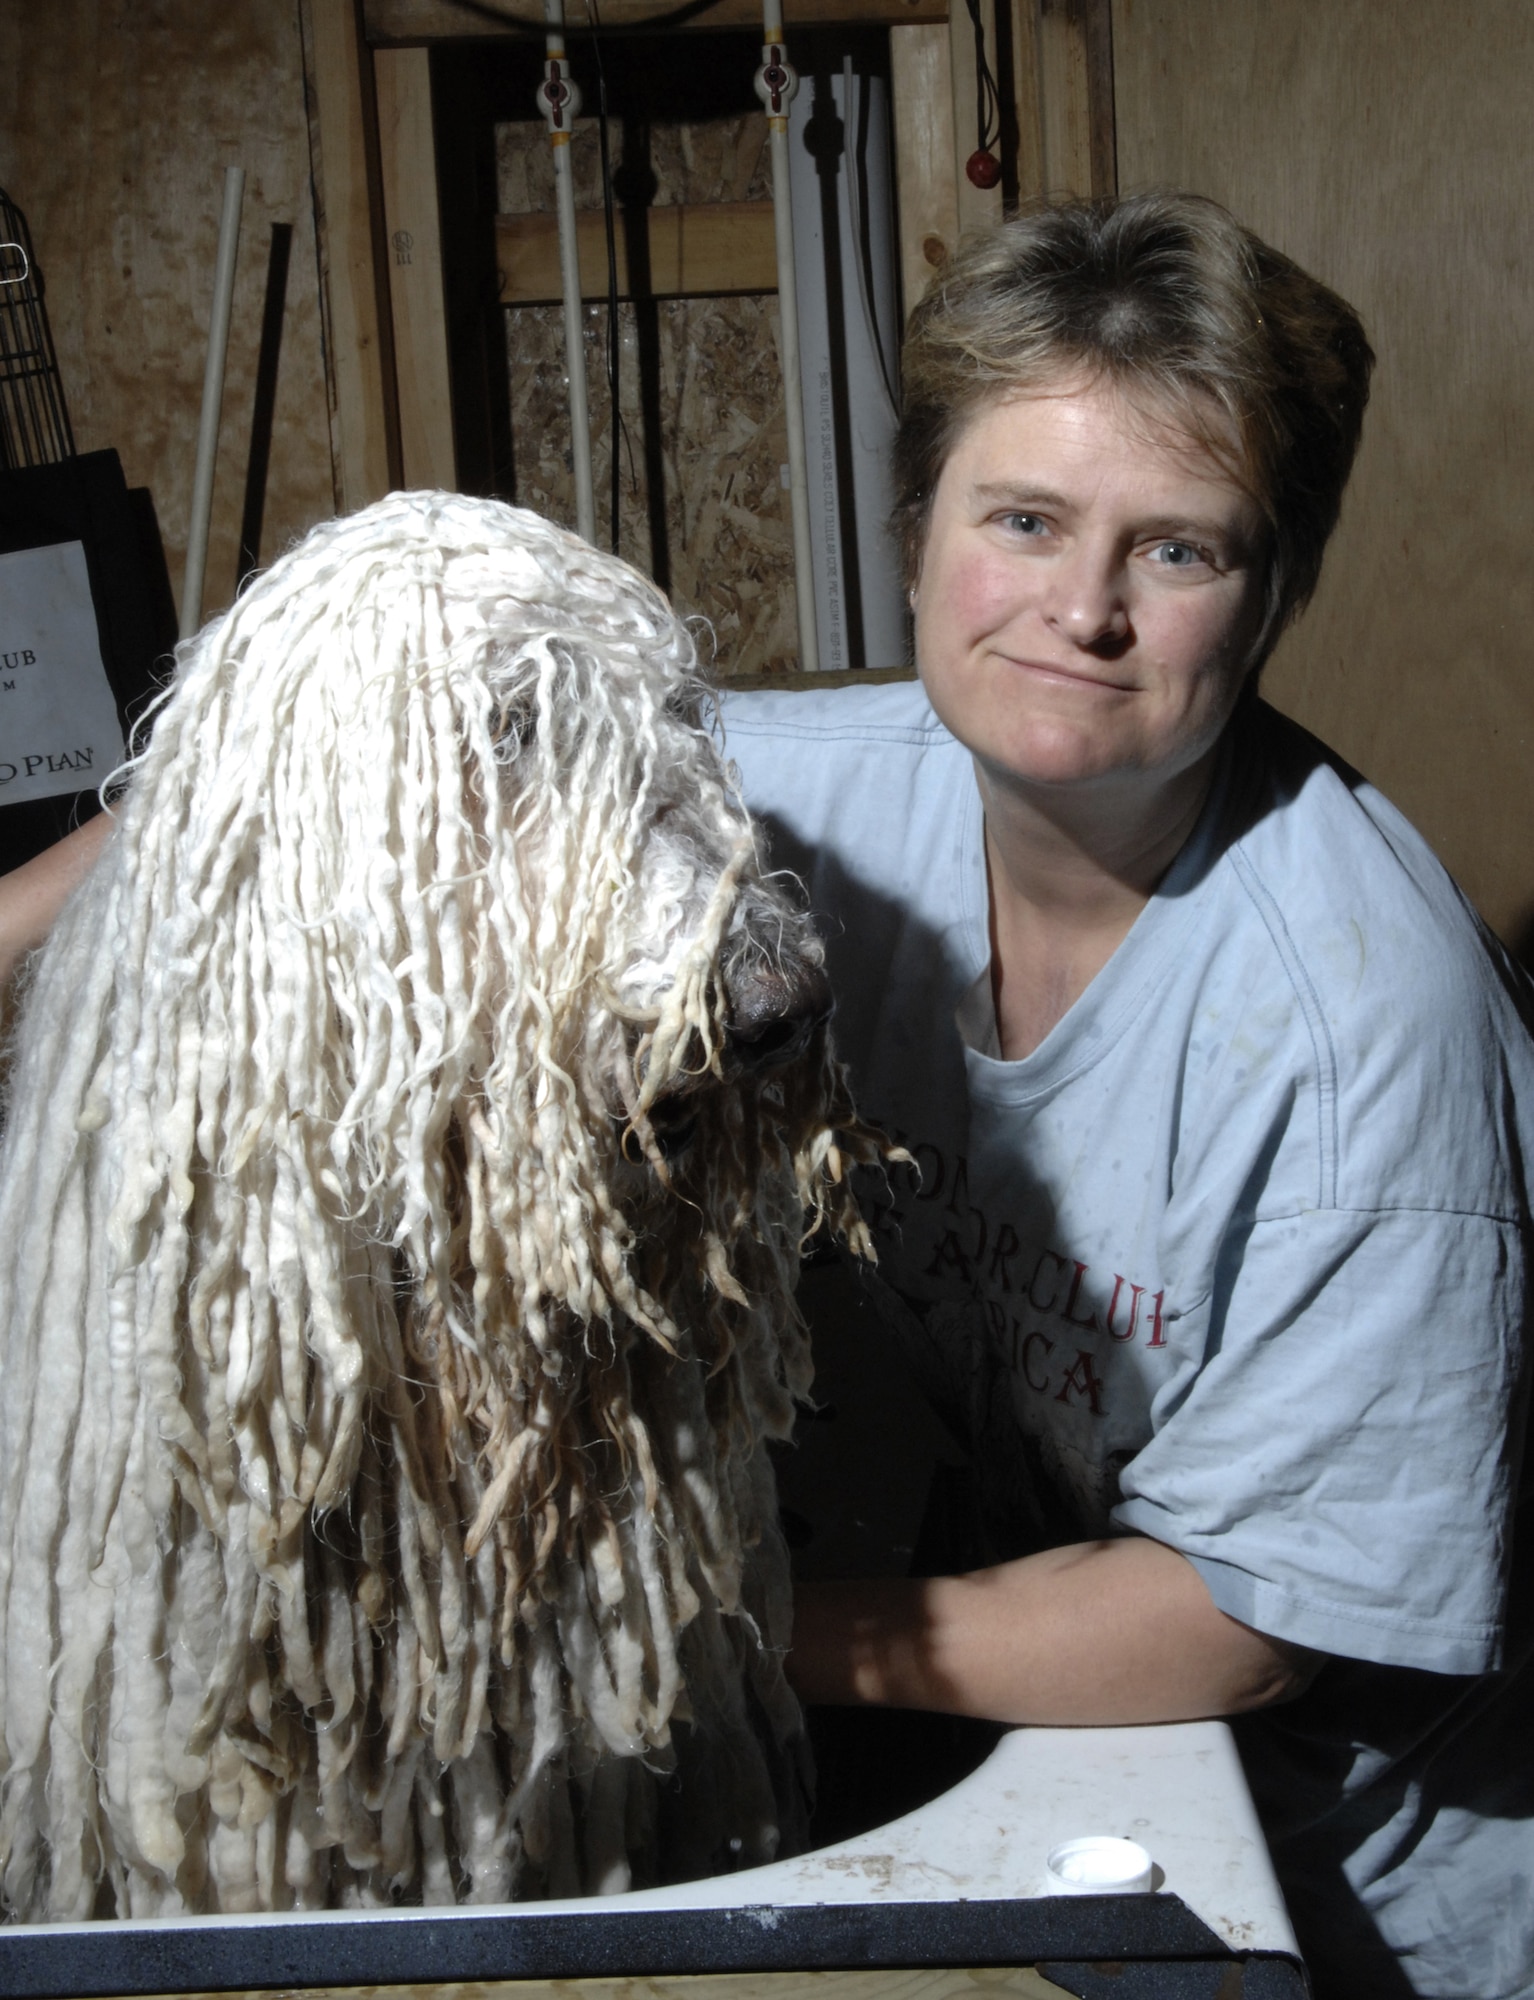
<box><xmin>181</xmin><ymin>166</ymin><xmax>245</xmax><ymax>638</ymax></box>
<box><xmin>757</xmin><ymin>1</ymin><xmax>819</xmax><ymax>671</ymax></box>
<box><xmin>540</xmin><ymin>0</ymin><xmax>596</xmax><ymax>544</ymax></box>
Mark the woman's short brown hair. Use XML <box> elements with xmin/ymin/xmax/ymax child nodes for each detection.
<box><xmin>894</xmin><ymin>193</ymin><xmax>1374</xmax><ymax>663</ymax></box>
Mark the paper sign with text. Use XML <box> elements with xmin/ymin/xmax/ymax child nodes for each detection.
<box><xmin>0</xmin><ymin>539</ymin><xmax>126</xmax><ymax>806</ymax></box>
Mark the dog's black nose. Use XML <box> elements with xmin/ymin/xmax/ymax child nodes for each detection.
<box><xmin>725</xmin><ymin>960</ymin><xmax>833</xmax><ymax>1071</ymax></box>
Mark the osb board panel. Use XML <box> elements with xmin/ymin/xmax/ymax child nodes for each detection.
<box><xmin>498</xmin><ymin>118</ymin><xmax>798</xmax><ymax>679</ymax></box>
<box><xmin>1113</xmin><ymin>0</ymin><xmax>1534</xmax><ymax>944</ymax></box>
<box><xmin>0</xmin><ymin>0</ymin><xmax>335</xmax><ymax>634</ymax></box>
<box><xmin>497</xmin><ymin>115</ymin><xmax>772</xmax><ymax>235</ymax></box>
<box><xmin>104</xmin><ymin>1970</ymin><xmax>1070</xmax><ymax>2000</ymax></box>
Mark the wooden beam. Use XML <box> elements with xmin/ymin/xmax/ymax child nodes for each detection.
<box><xmin>1082</xmin><ymin>0</ymin><xmax>1117</xmax><ymax>195</ymax></box>
<box><xmin>366</xmin><ymin>0</ymin><xmax>948</xmax><ymax>40</ymax></box>
<box><xmin>891</xmin><ymin>21</ymin><xmax>960</xmax><ymax>319</ymax></box>
<box><xmin>300</xmin><ymin>0</ymin><xmax>402</xmax><ymax>511</ymax></box>
<box><xmin>1004</xmin><ymin>0</ymin><xmax>1047</xmax><ymax>204</ymax></box>
<box><xmin>1035</xmin><ymin>0</ymin><xmax>1116</xmax><ymax>198</ymax></box>
<box><xmin>497</xmin><ymin>201</ymin><xmax>777</xmax><ymax>303</ymax></box>
<box><xmin>115</xmin><ymin>1964</ymin><xmax>1076</xmax><ymax>1999</ymax></box>
<box><xmin>375</xmin><ymin>47</ymin><xmax>458</xmax><ymax>487</ymax></box>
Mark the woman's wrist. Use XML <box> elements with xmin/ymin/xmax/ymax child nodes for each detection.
<box><xmin>787</xmin><ymin>1576</ymin><xmax>930</xmax><ymax>1708</ymax></box>
<box><xmin>0</xmin><ymin>815</ymin><xmax>112</xmax><ymax>987</ymax></box>
<box><xmin>788</xmin><ymin>1539</ymin><xmax>1320</xmax><ymax>1727</ymax></box>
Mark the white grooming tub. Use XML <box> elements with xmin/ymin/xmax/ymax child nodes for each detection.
<box><xmin>0</xmin><ymin>1718</ymin><xmax>1304</xmax><ymax>1997</ymax></box>
<box><xmin>0</xmin><ymin>1275</ymin><xmax>1309</xmax><ymax>1998</ymax></box>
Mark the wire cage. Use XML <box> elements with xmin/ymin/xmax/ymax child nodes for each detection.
<box><xmin>0</xmin><ymin>185</ymin><xmax>76</xmax><ymax>468</ymax></box>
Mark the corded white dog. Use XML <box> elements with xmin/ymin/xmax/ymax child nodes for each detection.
<box><xmin>0</xmin><ymin>494</ymin><xmax>878</xmax><ymax>1918</ymax></box>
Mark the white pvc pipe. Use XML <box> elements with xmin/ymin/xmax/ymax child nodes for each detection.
<box><xmin>181</xmin><ymin>165</ymin><xmax>244</xmax><ymax>637</ymax></box>
<box><xmin>759</xmin><ymin>0</ymin><xmax>820</xmax><ymax>672</ymax></box>
<box><xmin>542</xmin><ymin>0</ymin><xmax>596</xmax><ymax>545</ymax></box>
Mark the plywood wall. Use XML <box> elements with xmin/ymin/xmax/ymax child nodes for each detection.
<box><xmin>1113</xmin><ymin>0</ymin><xmax>1534</xmax><ymax>946</ymax></box>
<box><xmin>0</xmin><ymin>0</ymin><xmax>335</xmax><ymax>632</ymax></box>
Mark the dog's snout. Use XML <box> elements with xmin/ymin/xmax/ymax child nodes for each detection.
<box><xmin>725</xmin><ymin>959</ymin><xmax>833</xmax><ymax>1071</ymax></box>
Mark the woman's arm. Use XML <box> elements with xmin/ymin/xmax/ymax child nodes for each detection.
<box><xmin>0</xmin><ymin>815</ymin><xmax>113</xmax><ymax>990</ymax></box>
<box><xmin>790</xmin><ymin>1536</ymin><xmax>1320</xmax><ymax>1725</ymax></box>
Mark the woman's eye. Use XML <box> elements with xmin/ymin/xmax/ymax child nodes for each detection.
<box><xmin>1001</xmin><ymin>512</ymin><xmax>1048</xmax><ymax>537</ymax></box>
<box><xmin>1148</xmin><ymin>540</ymin><xmax>1207</xmax><ymax>569</ymax></box>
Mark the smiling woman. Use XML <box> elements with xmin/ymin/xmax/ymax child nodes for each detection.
<box><xmin>914</xmin><ymin>378</ymin><xmax>1269</xmax><ymax>1057</ymax></box>
<box><xmin>916</xmin><ymin>382</ymin><xmax>1266</xmax><ymax>799</ymax></box>
<box><xmin>891</xmin><ymin>195</ymin><xmax>1371</xmax><ymax>660</ymax></box>
<box><xmin>724</xmin><ymin>194</ymin><xmax>1534</xmax><ymax>2000</ymax></box>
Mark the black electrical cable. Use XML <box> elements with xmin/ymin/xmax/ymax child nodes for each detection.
<box><xmin>585</xmin><ymin>0</ymin><xmax>624</xmax><ymax>553</ymax></box>
<box><xmin>963</xmin><ymin>0</ymin><xmax>1001</xmax><ymax>157</ymax></box>
<box><xmin>417</xmin><ymin>0</ymin><xmax>720</xmax><ymax>29</ymax></box>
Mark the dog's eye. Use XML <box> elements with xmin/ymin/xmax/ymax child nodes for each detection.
<box><xmin>617</xmin><ymin>1100</ymin><xmax>700</xmax><ymax>1167</ymax></box>
<box><xmin>650</xmin><ymin>1108</ymin><xmax>698</xmax><ymax>1160</ymax></box>
<box><xmin>493</xmin><ymin>703</ymin><xmax>534</xmax><ymax>753</ymax></box>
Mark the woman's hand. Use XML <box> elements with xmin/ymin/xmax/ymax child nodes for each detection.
<box><xmin>0</xmin><ymin>815</ymin><xmax>113</xmax><ymax>990</ymax></box>
<box><xmin>789</xmin><ymin>1536</ymin><xmax>1320</xmax><ymax>1726</ymax></box>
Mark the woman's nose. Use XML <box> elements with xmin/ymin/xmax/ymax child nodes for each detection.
<box><xmin>1043</xmin><ymin>547</ymin><xmax>1131</xmax><ymax>649</ymax></box>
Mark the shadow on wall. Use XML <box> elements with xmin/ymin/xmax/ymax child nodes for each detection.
<box><xmin>1507</xmin><ymin>909</ymin><xmax>1534</xmax><ymax>980</ymax></box>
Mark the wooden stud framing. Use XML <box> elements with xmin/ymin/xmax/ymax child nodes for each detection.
<box><xmin>891</xmin><ymin>22</ymin><xmax>961</xmax><ymax>318</ymax></box>
<box><xmin>1034</xmin><ymin>0</ymin><xmax>1116</xmax><ymax>197</ymax></box>
<box><xmin>497</xmin><ymin>201</ymin><xmax>778</xmax><ymax>305</ymax></box>
<box><xmin>300</xmin><ymin>0</ymin><xmax>403</xmax><ymax>511</ymax></box>
<box><xmin>1081</xmin><ymin>0</ymin><xmax>1117</xmax><ymax>195</ymax></box>
<box><xmin>891</xmin><ymin>1</ymin><xmax>1090</xmax><ymax>328</ymax></box>
<box><xmin>300</xmin><ymin>2</ymin><xmax>1118</xmax><ymax>534</ymax></box>
<box><xmin>364</xmin><ymin>0</ymin><xmax>948</xmax><ymax>41</ymax></box>
<box><xmin>375</xmin><ymin>47</ymin><xmax>457</xmax><ymax>488</ymax></box>
<box><xmin>1006</xmin><ymin>0</ymin><xmax>1047</xmax><ymax>204</ymax></box>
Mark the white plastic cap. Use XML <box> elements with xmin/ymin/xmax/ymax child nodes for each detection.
<box><xmin>1045</xmin><ymin>1835</ymin><xmax>1155</xmax><ymax>1896</ymax></box>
